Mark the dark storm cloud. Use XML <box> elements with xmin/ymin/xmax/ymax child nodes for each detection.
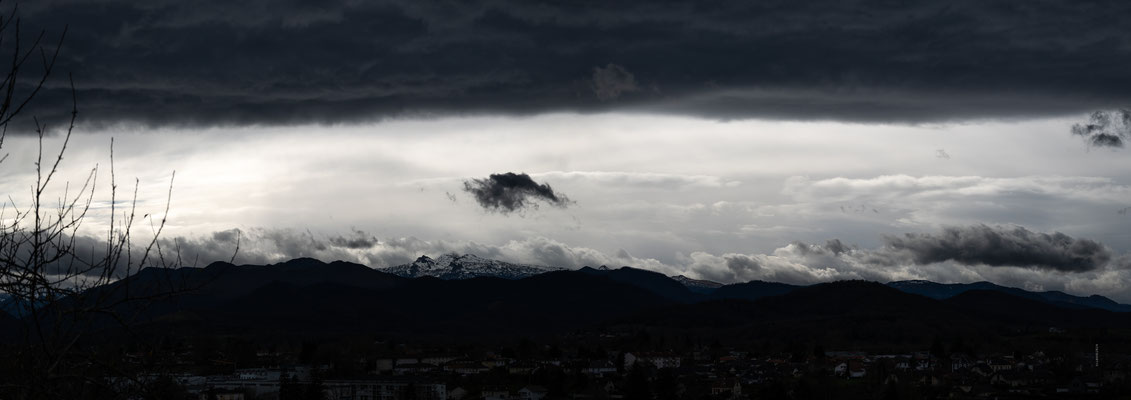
<box><xmin>824</xmin><ymin>239</ymin><xmax>850</xmax><ymax>256</ymax></box>
<box><xmin>883</xmin><ymin>225</ymin><xmax>1111</xmax><ymax>272</ymax></box>
<box><xmin>16</xmin><ymin>0</ymin><xmax>1131</xmax><ymax>128</ymax></box>
<box><xmin>1071</xmin><ymin>110</ymin><xmax>1130</xmax><ymax>148</ymax></box>
<box><xmin>328</xmin><ymin>229</ymin><xmax>380</xmax><ymax>249</ymax></box>
<box><xmin>462</xmin><ymin>172</ymin><xmax>571</xmax><ymax>214</ymax></box>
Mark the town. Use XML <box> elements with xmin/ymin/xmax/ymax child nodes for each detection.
<box><xmin>113</xmin><ymin>331</ymin><xmax>1129</xmax><ymax>400</ymax></box>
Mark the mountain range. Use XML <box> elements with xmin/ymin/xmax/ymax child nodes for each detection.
<box><xmin>885</xmin><ymin>280</ymin><xmax>1131</xmax><ymax>312</ymax></box>
<box><xmin>378</xmin><ymin>254</ymin><xmax>1131</xmax><ymax>313</ymax></box>
<box><xmin>3</xmin><ymin>255</ymin><xmax>1128</xmax><ymax>345</ymax></box>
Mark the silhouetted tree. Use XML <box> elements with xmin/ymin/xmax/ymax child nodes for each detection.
<box><xmin>0</xmin><ymin>6</ymin><xmax>232</xmax><ymax>399</ymax></box>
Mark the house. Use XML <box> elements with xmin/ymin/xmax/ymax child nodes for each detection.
<box><xmin>989</xmin><ymin>357</ymin><xmax>1013</xmax><ymax>372</ymax></box>
<box><xmin>624</xmin><ymin>352</ymin><xmax>681</xmax><ymax>369</ymax></box>
<box><xmin>833</xmin><ymin>362</ymin><xmax>847</xmax><ymax>376</ymax></box>
<box><xmin>421</xmin><ymin>355</ymin><xmax>461</xmax><ymax>366</ymax></box>
<box><xmin>950</xmin><ymin>354</ymin><xmax>974</xmax><ymax>372</ymax></box>
<box><xmin>991</xmin><ymin>371</ymin><xmax>1028</xmax><ymax>387</ymax></box>
<box><xmin>709</xmin><ymin>379</ymin><xmax>741</xmax><ymax>399</ymax></box>
<box><xmin>235</xmin><ymin>368</ymin><xmax>278</xmax><ymax>381</ymax></box>
<box><xmin>322</xmin><ymin>379</ymin><xmax>447</xmax><ymax>400</ymax></box>
<box><xmin>199</xmin><ymin>389</ymin><xmax>246</xmax><ymax>400</ymax></box>
<box><xmin>447</xmin><ymin>387</ymin><xmax>469</xmax><ymax>400</ymax></box>
<box><xmin>971</xmin><ymin>364</ymin><xmax>994</xmax><ymax>377</ymax></box>
<box><xmin>482</xmin><ymin>357</ymin><xmax>513</xmax><ymax>368</ymax></box>
<box><xmin>582</xmin><ymin>360</ymin><xmax>618</xmax><ymax>376</ymax></box>
<box><xmin>518</xmin><ymin>385</ymin><xmax>548</xmax><ymax>400</ymax></box>
<box><xmin>394</xmin><ymin>362</ymin><xmax>437</xmax><ymax>375</ymax></box>
<box><xmin>508</xmin><ymin>361</ymin><xmax>539</xmax><ymax>375</ymax></box>
<box><xmin>444</xmin><ymin>360</ymin><xmax>489</xmax><ymax>375</ymax></box>
<box><xmin>893</xmin><ymin>357</ymin><xmax>911</xmax><ymax>371</ymax></box>
<box><xmin>917</xmin><ymin>375</ymin><xmax>942</xmax><ymax>387</ymax></box>
<box><xmin>281</xmin><ymin>365</ymin><xmax>314</xmax><ymax>381</ymax></box>
<box><xmin>602</xmin><ymin>381</ymin><xmax>620</xmax><ymax>397</ymax></box>
<box><xmin>482</xmin><ymin>387</ymin><xmax>510</xmax><ymax>400</ymax></box>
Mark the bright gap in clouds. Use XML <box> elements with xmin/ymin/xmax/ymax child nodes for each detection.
<box><xmin>3</xmin><ymin>113</ymin><xmax>1130</xmax><ymax>300</ymax></box>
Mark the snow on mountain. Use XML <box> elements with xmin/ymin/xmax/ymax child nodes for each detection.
<box><xmin>381</xmin><ymin>254</ymin><xmax>564</xmax><ymax>280</ymax></box>
<box><xmin>668</xmin><ymin>275</ymin><xmax>725</xmax><ymax>294</ymax></box>
<box><xmin>669</xmin><ymin>275</ymin><xmax>724</xmax><ymax>289</ymax></box>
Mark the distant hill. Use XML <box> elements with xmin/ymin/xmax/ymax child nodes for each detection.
<box><xmin>151</xmin><ymin>269</ymin><xmax>675</xmax><ymax>337</ymax></box>
<box><xmin>35</xmin><ymin>257</ymin><xmax>407</xmax><ymax>328</ymax></box>
<box><xmin>887</xmin><ymin>280</ymin><xmax>1131</xmax><ymax>312</ymax></box>
<box><xmin>579</xmin><ymin>266</ymin><xmax>701</xmax><ymax>303</ymax></box>
<box><xmin>709</xmin><ymin>280</ymin><xmax>801</xmax><ymax>302</ymax></box>
<box><xmin>944</xmin><ymin>289</ymin><xmax>1124</xmax><ymax>328</ymax></box>
<box><xmin>621</xmin><ymin>281</ymin><xmax>982</xmax><ymax>347</ymax></box>
<box><xmin>621</xmin><ymin>280</ymin><xmax>1131</xmax><ymax>348</ymax></box>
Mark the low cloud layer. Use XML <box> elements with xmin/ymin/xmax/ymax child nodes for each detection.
<box><xmin>100</xmin><ymin>223</ymin><xmax>1131</xmax><ymax>303</ymax></box>
<box><xmin>15</xmin><ymin>0</ymin><xmax>1131</xmax><ymax>128</ymax></box>
<box><xmin>682</xmin><ymin>227</ymin><xmax>1131</xmax><ymax>302</ymax></box>
<box><xmin>462</xmin><ymin>172</ymin><xmax>572</xmax><ymax>214</ymax></box>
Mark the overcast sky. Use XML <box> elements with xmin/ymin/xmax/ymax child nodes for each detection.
<box><xmin>7</xmin><ymin>0</ymin><xmax>1131</xmax><ymax>301</ymax></box>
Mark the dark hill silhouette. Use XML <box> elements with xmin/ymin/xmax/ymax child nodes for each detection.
<box><xmin>709</xmin><ymin>280</ymin><xmax>801</xmax><ymax>302</ymax></box>
<box><xmin>887</xmin><ymin>280</ymin><xmax>1131</xmax><ymax>312</ymax></box>
<box><xmin>756</xmin><ymin>280</ymin><xmax>952</xmax><ymax>317</ymax></box>
<box><xmin>35</xmin><ymin>258</ymin><xmax>407</xmax><ymax>333</ymax></box>
<box><xmin>944</xmin><ymin>290</ymin><xmax>1131</xmax><ymax>328</ymax></box>
<box><xmin>634</xmin><ymin>280</ymin><xmax>960</xmax><ymax>325</ymax></box>
<box><xmin>20</xmin><ymin>257</ymin><xmax>1131</xmax><ymax>345</ymax></box>
<box><xmin>578</xmin><ymin>266</ymin><xmax>701</xmax><ymax>303</ymax></box>
<box><xmin>620</xmin><ymin>281</ymin><xmax>985</xmax><ymax>349</ymax></box>
<box><xmin>144</xmin><ymin>269</ymin><xmax>675</xmax><ymax>337</ymax></box>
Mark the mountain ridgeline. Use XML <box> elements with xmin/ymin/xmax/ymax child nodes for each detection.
<box><xmin>375</xmin><ymin>255</ymin><xmax>1131</xmax><ymax>312</ymax></box>
<box><xmin>6</xmin><ymin>255</ymin><xmax>1129</xmax><ymax>345</ymax></box>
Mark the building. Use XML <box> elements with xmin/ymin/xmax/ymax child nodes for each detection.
<box><xmin>518</xmin><ymin>385</ymin><xmax>548</xmax><ymax>400</ymax></box>
<box><xmin>624</xmin><ymin>352</ymin><xmax>682</xmax><ymax>369</ymax></box>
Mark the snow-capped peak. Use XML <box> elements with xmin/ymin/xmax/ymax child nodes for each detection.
<box><xmin>669</xmin><ymin>275</ymin><xmax>724</xmax><ymax>289</ymax></box>
<box><xmin>381</xmin><ymin>254</ymin><xmax>564</xmax><ymax>280</ymax></box>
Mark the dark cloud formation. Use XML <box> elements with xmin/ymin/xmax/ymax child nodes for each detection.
<box><xmin>1071</xmin><ymin>110</ymin><xmax>1130</xmax><ymax>148</ymax></box>
<box><xmin>463</xmin><ymin>172</ymin><xmax>571</xmax><ymax>214</ymax></box>
<box><xmin>16</xmin><ymin>0</ymin><xmax>1131</xmax><ymax>128</ymax></box>
<box><xmin>883</xmin><ymin>224</ymin><xmax>1111</xmax><ymax>272</ymax></box>
<box><xmin>328</xmin><ymin>229</ymin><xmax>380</xmax><ymax>249</ymax></box>
<box><xmin>824</xmin><ymin>239</ymin><xmax>850</xmax><ymax>256</ymax></box>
